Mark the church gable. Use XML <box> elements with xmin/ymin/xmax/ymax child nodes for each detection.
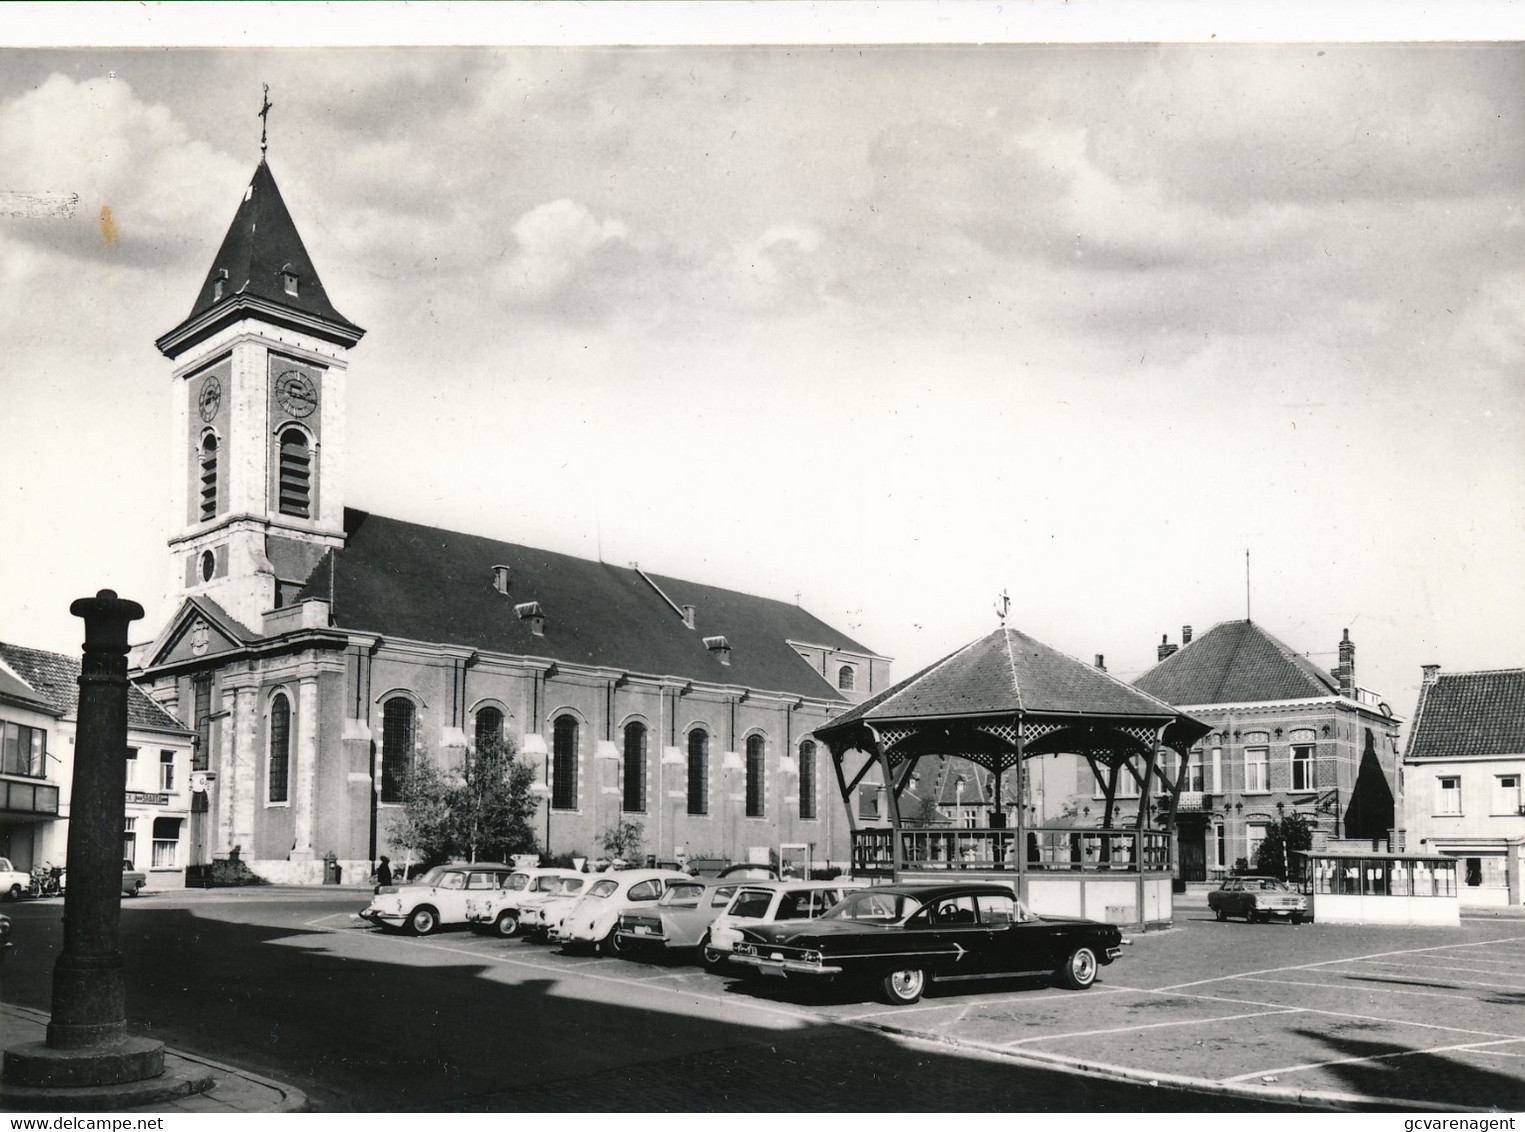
<box><xmin>145</xmin><ymin>598</ymin><xmax>253</xmax><ymax>669</ymax></box>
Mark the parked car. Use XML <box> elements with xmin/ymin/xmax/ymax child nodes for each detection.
<box><xmin>549</xmin><ymin>869</ymin><xmax>694</xmax><ymax>954</ymax></box>
<box><xmin>704</xmin><ymin>880</ymin><xmax>862</xmax><ymax>970</ymax></box>
<box><xmin>1207</xmin><ymin>876</ymin><xmax>1308</xmax><ymax>924</ymax></box>
<box><xmin>0</xmin><ymin>858</ymin><xmax>28</xmax><ymax>901</ymax></box>
<box><xmin>0</xmin><ymin>911</ymin><xmax>10</xmax><ymax>962</ymax></box>
<box><xmin>465</xmin><ymin>867</ymin><xmax>584</xmax><ymax>938</ymax></box>
<box><xmin>727</xmin><ymin>882</ymin><xmax>1124</xmax><ymax>1005</ymax></box>
<box><xmin>518</xmin><ymin>874</ymin><xmax>593</xmax><ymax>940</ymax></box>
<box><xmin>717</xmin><ymin>863</ymin><xmax>779</xmax><ymax>881</ymax></box>
<box><xmin>614</xmin><ymin>879</ymin><xmax>743</xmax><ymax>958</ymax></box>
<box><xmin>359</xmin><ymin>862</ymin><xmax>516</xmax><ymax>935</ymax></box>
<box><xmin>121</xmin><ymin>859</ymin><xmax>146</xmax><ymax>897</ymax></box>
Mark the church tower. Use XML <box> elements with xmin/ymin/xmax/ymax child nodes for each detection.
<box><xmin>155</xmin><ymin>159</ymin><xmax>364</xmax><ymax>633</ymax></box>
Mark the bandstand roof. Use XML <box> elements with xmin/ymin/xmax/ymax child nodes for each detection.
<box><xmin>816</xmin><ymin>625</ymin><xmax>1210</xmax><ymax>759</ymax></box>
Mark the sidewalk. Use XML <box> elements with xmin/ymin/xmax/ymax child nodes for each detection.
<box><xmin>0</xmin><ymin>1004</ymin><xmax>306</xmax><ymax>1113</ymax></box>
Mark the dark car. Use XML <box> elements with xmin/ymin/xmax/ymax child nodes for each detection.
<box><xmin>1207</xmin><ymin>876</ymin><xmax>1308</xmax><ymax>924</ymax></box>
<box><xmin>728</xmin><ymin>882</ymin><xmax>1124</xmax><ymax>1005</ymax></box>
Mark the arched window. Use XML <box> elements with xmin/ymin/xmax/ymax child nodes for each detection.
<box><xmin>552</xmin><ymin>715</ymin><xmax>579</xmax><ymax>810</ymax></box>
<box><xmin>745</xmin><ymin>734</ymin><xmax>765</xmax><ymax>818</ymax></box>
<box><xmin>268</xmin><ymin>692</ymin><xmax>291</xmax><ymax>803</ymax></box>
<box><xmin>380</xmin><ymin>697</ymin><xmax>416</xmax><ymax>803</ymax></box>
<box><xmin>474</xmin><ymin>706</ymin><xmax>504</xmax><ymax>752</ymax></box>
<box><xmin>199</xmin><ymin>434</ymin><xmax>218</xmax><ymax>521</ymax></box>
<box><xmin>622</xmin><ymin>722</ymin><xmax>647</xmax><ymax>814</ymax></box>
<box><xmin>798</xmin><ymin>740</ymin><xmax>817</xmax><ymax>820</ymax></box>
<box><xmin>687</xmin><ymin>729</ymin><xmax>709</xmax><ymax>816</ymax></box>
<box><xmin>278</xmin><ymin>428</ymin><xmax>311</xmax><ymax>518</ymax></box>
<box><xmin>837</xmin><ymin>665</ymin><xmax>855</xmax><ymax>691</ymax></box>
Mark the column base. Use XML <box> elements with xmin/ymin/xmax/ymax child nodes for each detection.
<box><xmin>3</xmin><ymin>1035</ymin><xmax>165</xmax><ymax>1088</ymax></box>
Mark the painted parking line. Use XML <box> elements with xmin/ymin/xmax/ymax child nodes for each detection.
<box><xmin>1342</xmin><ymin>962</ymin><xmax>1525</xmax><ymax>992</ymax></box>
<box><xmin>847</xmin><ymin>984</ymin><xmax>1131</xmax><ymax>1020</ymax></box>
<box><xmin>1236</xmin><ymin>975</ymin><xmax>1483</xmax><ymax>1002</ymax></box>
<box><xmin>1003</xmin><ymin>1007</ymin><xmax>1300</xmax><ymax>1048</ymax></box>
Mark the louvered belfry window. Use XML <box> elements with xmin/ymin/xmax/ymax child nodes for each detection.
<box><xmin>199</xmin><ymin>435</ymin><xmax>218</xmax><ymax>520</ymax></box>
<box><xmin>278</xmin><ymin>429</ymin><xmax>311</xmax><ymax>517</ymax></box>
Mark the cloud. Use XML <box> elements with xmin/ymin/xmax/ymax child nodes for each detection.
<box><xmin>494</xmin><ymin>198</ymin><xmax>629</xmax><ymax>302</ymax></box>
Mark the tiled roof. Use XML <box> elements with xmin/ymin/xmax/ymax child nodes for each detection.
<box><xmin>295</xmin><ymin>509</ymin><xmax>875</xmax><ymax>702</ymax></box>
<box><xmin>158</xmin><ymin>160</ymin><xmax>362</xmax><ymax>350</ymax></box>
<box><xmin>827</xmin><ymin>625</ymin><xmax>1193</xmax><ymax>727</ymax></box>
<box><xmin>0</xmin><ymin>655</ymin><xmax>59</xmax><ymax>716</ymax></box>
<box><xmin>0</xmin><ymin>642</ymin><xmax>189</xmax><ymax>733</ymax></box>
<box><xmin>1134</xmin><ymin>619</ymin><xmax>1339</xmax><ymax>705</ymax></box>
<box><xmin>1404</xmin><ymin>669</ymin><xmax>1525</xmax><ymax>759</ymax></box>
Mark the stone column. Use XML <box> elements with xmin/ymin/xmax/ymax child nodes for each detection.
<box><xmin>4</xmin><ymin>591</ymin><xmax>164</xmax><ymax>1086</ymax></box>
<box><xmin>292</xmin><ymin>675</ymin><xmax>319</xmax><ymax>862</ymax></box>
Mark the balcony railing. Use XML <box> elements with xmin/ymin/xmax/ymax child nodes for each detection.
<box><xmin>852</xmin><ymin>826</ymin><xmax>1173</xmax><ymax>876</ymax></box>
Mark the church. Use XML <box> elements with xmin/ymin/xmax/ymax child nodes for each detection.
<box><xmin>132</xmin><ymin>156</ymin><xmax>888</xmax><ymax>884</ymax></box>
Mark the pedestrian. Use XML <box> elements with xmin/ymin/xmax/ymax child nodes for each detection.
<box><xmin>374</xmin><ymin>855</ymin><xmax>392</xmax><ymax>891</ymax></box>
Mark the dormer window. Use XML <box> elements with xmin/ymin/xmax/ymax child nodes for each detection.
<box><xmin>515</xmin><ymin>601</ymin><xmax>545</xmax><ymax>637</ymax></box>
<box><xmin>281</xmin><ymin>265</ymin><xmax>299</xmax><ymax>296</ymax></box>
<box><xmin>213</xmin><ymin>268</ymin><xmax>229</xmax><ymax>302</ymax></box>
<box><xmin>704</xmin><ymin>636</ymin><xmax>731</xmax><ymax>665</ymax></box>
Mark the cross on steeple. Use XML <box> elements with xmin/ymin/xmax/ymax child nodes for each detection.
<box><xmin>258</xmin><ymin>84</ymin><xmax>273</xmax><ymax>155</ymax></box>
<box><xmin>994</xmin><ymin>588</ymin><xmax>1010</xmax><ymax>623</ymax></box>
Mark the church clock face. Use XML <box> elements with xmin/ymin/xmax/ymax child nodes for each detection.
<box><xmin>276</xmin><ymin>370</ymin><xmax>317</xmax><ymax>417</ymax></box>
<box><xmin>197</xmin><ymin>376</ymin><xmax>222</xmax><ymax>422</ymax></box>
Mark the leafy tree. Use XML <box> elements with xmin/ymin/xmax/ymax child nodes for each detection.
<box><xmin>599</xmin><ymin>818</ymin><xmax>644</xmax><ymax>862</ymax></box>
<box><xmin>1254</xmin><ymin>812</ymin><xmax>1314</xmax><ymax>882</ymax></box>
<box><xmin>388</xmin><ymin>735</ymin><xmax>540</xmax><ymax>866</ymax></box>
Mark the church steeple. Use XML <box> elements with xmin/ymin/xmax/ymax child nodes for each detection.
<box><xmin>159</xmin><ymin>154</ymin><xmax>362</xmax><ymax>634</ymax></box>
<box><xmin>156</xmin><ymin>160</ymin><xmax>363</xmax><ymax>360</ymax></box>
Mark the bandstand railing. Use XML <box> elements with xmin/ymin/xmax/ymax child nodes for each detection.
<box><xmin>852</xmin><ymin>826</ymin><xmax>1173</xmax><ymax>877</ymax></box>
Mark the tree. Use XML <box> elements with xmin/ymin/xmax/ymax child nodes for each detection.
<box><xmin>599</xmin><ymin>818</ymin><xmax>644</xmax><ymax>862</ymax></box>
<box><xmin>388</xmin><ymin>735</ymin><xmax>540</xmax><ymax>867</ymax></box>
<box><xmin>1254</xmin><ymin>812</ymin><xmax>1314</xmax><ymax>882</ymax></box>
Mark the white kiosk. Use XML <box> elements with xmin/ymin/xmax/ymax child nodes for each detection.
<box><xmin>1302</xmin><ymin>850</ymin><xmax>1460</xmax><ymax>926</ymax></box>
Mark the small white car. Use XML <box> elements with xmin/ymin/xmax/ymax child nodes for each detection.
<box><xmin>549</xmin><ymin>869</ymin><xmax>694</xmax><ymax>955</ymax></box>
<box><xmin>705</xmin><ymin>880</ymin><xmax>862</xmax><ymax>970</ymax></box>
<box><xmin>0</xmin><ymin>858</ymin><xmax>28</xmax><ymax>902</ymax></box>
<box><xmin>359</xmin><ymin>862</ymin><xmax>516</xmax><ymax>935</ymax></box>
<box><xmin>465</xmin><ymin>867</ymin><xmax>584</xmax><ymax>938</ymax></box>
<box><xmin>518</xmin><ymin>874</ymin><xmax>593</xmax><ymax>939</ymax></box>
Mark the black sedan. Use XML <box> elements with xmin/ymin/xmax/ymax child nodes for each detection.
<box><xmin>726</xmin><ymin>882</ymin><xmax>1123</xmax><ymax>1005</ymax></box>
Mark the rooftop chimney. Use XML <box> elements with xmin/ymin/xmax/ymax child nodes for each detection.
<box><xmin>682</xmin><ymin>604</ymin><xmax>696</xmax><ymax>630</ymax></box>
<box><xmin>1157</xmin><ymin>634</ymin><xmax>1178</xmax><ymax>662</ymax></box>
<box><xmin>1336</xmin><ymin>628</ymin><xmax>1356</xmax><ymax>698</ymax></box>
<box><xmin>492</xmin><ymin>564</ymin><xmax>511</xmax><ymax>594</ymax></box>
<box><xmin>1094</xmin><ymin>654</ymin><xmax>1106</xmax><ymax>671</ymax></box>
<box><xmin>1182</xmin><ymin>624</ymin><xmax>1193</xmax><ymax>644</ymax></box>
<box><xmin>1422</xmin><ymin>663</ymin><xmax>1441</xmax><ymax>686</ymax></box>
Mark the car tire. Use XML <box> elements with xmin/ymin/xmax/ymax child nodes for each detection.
<box><xmin>1248</xmin><ymin>910</ymin><xmax>1262</xmax><ymax>924</ymax></box>
<box><xmin>880</xmin><ymin>967</ymin><xmax>927</xmax><ymax>1005</ymax></box>
<box><xmin>6</xmin><ymin>884</ymin><xmax>20</xmax><ymax>902</ymax></box>
<box><xmin>493</xmin><ymin>911</ymin><xmax>520</xmax><ymax>938</ymax></box>
<box><xmin>1291</xmin><ymin>913</ymin><xmax>1305</xmax><ymax>925</ymax></box>
<box><xmin>1057</xmin><ymin>946</ymin><xmax>1099</xmax><ymax>990</ymax></box>
<box><xmin>699</xmin><ymin>935</ymin><xmax>727</xmax><ymax>972</ymax></box>
<box><xmin>598</xmin><ymin>925</ymin><xmax>624</xmax><ymax>958</ymax></box>
<box><xmin>1214</xmin><ymin>907</ymin><xmax>1227</xmax><ymax>922</ymax></box>
<box><xmin>408</xmin><ymin>906</ymin><xmax>439</xmax><ymax>936</ymax></box>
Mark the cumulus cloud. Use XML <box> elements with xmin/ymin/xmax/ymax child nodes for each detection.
<box><xmin>494</xmin><ymin>198</ymin><xmax>629</xmax><ymax>302</ymax></box>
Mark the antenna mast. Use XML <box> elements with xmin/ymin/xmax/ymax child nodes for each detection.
<box><xmin>1245</xmin><ymin>548</ymin><xmax>1251</xmax><ymax>622</ymax></box>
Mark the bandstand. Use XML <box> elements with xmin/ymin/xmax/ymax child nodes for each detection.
<box><xmin>816</xmin><ymin>625</ymin><xmax>1211</xmax><ymax>929</ymax></box>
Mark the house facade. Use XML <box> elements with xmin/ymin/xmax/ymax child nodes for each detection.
<box><xmin>1129</xmin><ymin>621</ymin><xmax>1402</xmax><ymax>881</ymax></box>
<box><xmin>1402</xmin><ymin>665</ymin><xmax>1525</xmax><ymax>906</ymax></box>
<box><xmin>0</xmin><ymin>642</ymin><xmax>194</xmax><ymax>887</ymax></box>
<box><xmin>132</xmin><ymin>157</ymin><xmax>888</xmax><ymax>884</ymax></box>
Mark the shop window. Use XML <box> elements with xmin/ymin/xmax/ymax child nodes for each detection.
<box><xmin>152</xmin><ymin>817</ymin><xmax>181</xmax><ymax>868</ymax></box>
<box><xmin>551</xmin><ymin>715</ymin><xmax>578</xmax><ymax>810</ymax></box>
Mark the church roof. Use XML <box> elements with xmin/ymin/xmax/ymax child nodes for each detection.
<box><xmin>156</xmin><ymin>160</ymin><xmax>363</xmax><ymax>356</ymax></box>
<box><xmin>825</xmin><ymin>625</ymin><xmax>1191</xmax><ymax>728</ymax></box>
<box><xmin>1404</xmin><ymin>668</ymin><xmax>1525</xmax><ymax>760</ymax></box>
<box><xmin>1133</xmin><ymin>619</ymin><xmax>1339</xmax><ymax>706</ymax></box>
<box><xmin>0</xmin><ymin>642</ymin><xmax>189</xmax><ymax>733</ymax></box>
<box><xmin>297</xmin><ymin>509</ymin><xmax>876</xmax><ymax>702</ymax></box>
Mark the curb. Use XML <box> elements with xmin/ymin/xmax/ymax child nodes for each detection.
<box><xmin>0</xmin><ymin>1004</ymin><xmax>308</xmax><ymax>1114</ymax></box>
<box><xmin>848</xmin><ymin>1016</ymin><xmax>1496</xmax><ymax>1113</ymax></box>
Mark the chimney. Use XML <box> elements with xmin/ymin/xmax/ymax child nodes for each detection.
<box><xmin>492</xmin><ymin>564</ymin><xmax>510</xmax><ymax>594</ymax></box>
<box><xmin>1094</xmin><ymin>654</ymin><xmax>1106</xmax><ymax>671</ymax></box>
<box><xmin>1422</xmin><ymin>664</ymin><xmax>1441</xmax><ymax>687</ymax></box>
<box><xmin>1182</xmin><ymin>624</ymin><xmax>1193</xmax><ymax>645</ymax></box>
<box><xmin>1157</xmin><ymin>634</ymin><xmax>1178</xmax><ymax>662</ymax></box>
<box><xmin>682</xmin><ymin>604</ymin><xmax>696</xmax><ymax>630</ymax></box>
<box><xmin>704</xmin><ymin>635</ymin><xmax>731</xmax><ymax>665</ymax></box>
<box><xmin>1337</xmin><ymin>628</ymin><xmax>1355</xmax><ymax>698</ymax></box>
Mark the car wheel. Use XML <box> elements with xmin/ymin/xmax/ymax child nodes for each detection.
<box><xmin>6</xmin><ymin>884</ymin><xmax>20</xmax><ymax>902</ymax></box>
<box><xmin>1291</xmin><ymin>913</ymin><xmax>1305</xmax><ymax>925</ymax></box>
<box><xmin>880</xmin><ymin>967</ymin><xmax>926</xmax><ymax>1005</ymax></box>
<box><xmin>699</xmin><ymin>935</ymin><xmax>727</xmax><ymax>972</ymax></box>
<box><xmin>598</xmin><ymin>925</ymin><xmax>624</xmax><ymax>957</ymax></box>
<box><xmin>493</xmin><ymin>911</ymin><xmax>520</xmax><ymax>938</ymax></box>
<box><xmin>1214</xmin><ymin>906</ymin><xmax>1227</xmax><ymax>922</ymax></box>
<box><xmin>1058</xmin><ymin>946</ymin><xmax>1099</xmax><ymax>990</ymax></box>
<box><xmin>1248</xmin><ymin>910</ymin><xmax>1262</xmax><ymax>924</ymax></box>
<box><xmin>408</xmin><ymin>906</ymin><xmax>439</xmax><ymax>936</ymax></box>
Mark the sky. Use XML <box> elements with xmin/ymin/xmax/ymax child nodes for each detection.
<box><xmin>1</xmin><ymin>5</ymin><xmax>1522</xmax><ymax>736</ymax></box>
